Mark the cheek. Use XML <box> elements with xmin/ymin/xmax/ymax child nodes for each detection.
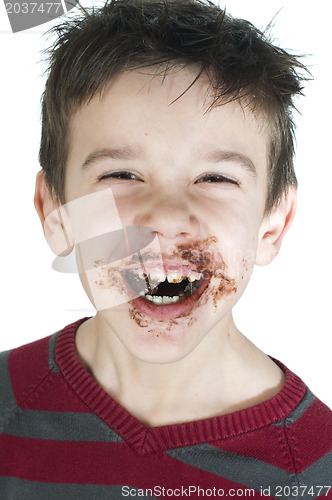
<box><xmin>209</xmin><ymin>204</ymin><xmax>260</xmax><ymax>278</ymax></box>
<box><xmin>221</xmin><ymin>235</ymin><xmax>257</xmax><ymax>286</ymax></box>
<box><xmin>106</xmin><ymin>189</ymin><xmax>142</xmax><ymax>223</ymax></box>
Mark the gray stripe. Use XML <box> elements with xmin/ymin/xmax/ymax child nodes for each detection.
<box><xmin>0</xmin><ymin>478</ymin><xmax>158</xmax><ymax>500</ymax></box>
<box><xmin>5</xmin><ymin>407</ymin><xmax>123</xmax><ymax>442</ymax></box>
<box><xmin>48</xmin><ymin>331</ymin><xmax>60</xmax><ymax>373</ymax></box>
<box><xmin>1</xmin><ymin>346</ymin><xmax>123</xmax><ymax>442</ymax></box>
<box><xmin>274</xmin><ymin>388</ymin><xmax>316</xmax><ymax>427</ymax></box>
<box><xmin>0</xmin><ymin>349</ymin><xmax>17</xmax><ymax>431</ymax></box>
<box><xmin>262</xmin><ymin>454</ymin><xmax>332</xmax><ymax>500</ymax></box>
<box><xmin>166</xmin><ymin>443</ymin><xmax>296</xmax><ymax>499</ymax></box>
<box><xmin>300</xmin><ymin>451</ymin><xmax>332</xmax><ymax>489</ymax></box>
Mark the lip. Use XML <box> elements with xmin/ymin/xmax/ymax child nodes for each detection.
<box><xmin>125</xmin><ymin>273</ymin><xmax>210</xmax><ymax>320</ymax></box>
<box><xmin>124</xmin><ymin>259</ymin><xmax>204</xmax><ymax>277</ymax></box>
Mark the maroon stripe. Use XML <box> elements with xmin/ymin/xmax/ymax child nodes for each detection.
<box><xmin>285</xmin><ymin>398</ymin><xmax>332</xmax><ymax>472</ymax></box>
<box><xmin>0</xmin><ymin>434</ymin><xmax>265</xmax><ymax>496</ymax></box>
<box><xmin>213</xmin><ymin>424</ymin><xmax>296</xmax><ymax>471</ymax></box>
<box><xmin>8</xmin><ymin>336</ymin><xmax>51</xmax><ymax>404</ymax></box>
<box><xmin>9</xmin><ymin>347</ymin><xmax>91</xmax><ymax>413</ymax></box>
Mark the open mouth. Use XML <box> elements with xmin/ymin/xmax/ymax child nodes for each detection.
<box><xmin>124</xmin><ymin>269</ymin><xmax>204</xmax><ymax>303</ymax></box>
<box><xmin>122</xmin><ymin>268</ymin><xmax>210</xmax><ymax>319</ymax></box>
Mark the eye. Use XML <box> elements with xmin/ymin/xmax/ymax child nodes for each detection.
<box><xmin>195</xmin><ymin>174</ymin><xmax>239</xmax><ymax>186</ymax></box>
<box><xmin>98</xmin><ymin>170</ymin><xmax>143</xmax><ymax>182</ymax></box>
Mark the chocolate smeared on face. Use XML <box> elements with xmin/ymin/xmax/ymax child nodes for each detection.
<box><xmin>166</xmin><ymin>236</ymin><xmax>237</xmax><ymax>312</ymax></box>
<box><xmin>129</xmin><ymin>305</ymin><xmax>150</xmax><ymax>329</ymax></box>
<box><xmin>94</xmin><ymin>265</ymin><xmax>127</xmax><ymax>296</ymax></box>
<box><xmin>92</xmin><ymin>235</ymin><xmax>238</xmax><ymax>327</ymax></box>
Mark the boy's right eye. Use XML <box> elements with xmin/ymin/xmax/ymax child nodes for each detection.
<box><xmin>98</xmin><ymin>170</ymin><xmax>142</xmax><ymax>181</ymax></box>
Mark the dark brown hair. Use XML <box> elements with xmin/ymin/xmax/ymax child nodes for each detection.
<box><xmin>40</xmin><ymin>0</ymin><xmax>308</xmax><ymax>212</ymax></box>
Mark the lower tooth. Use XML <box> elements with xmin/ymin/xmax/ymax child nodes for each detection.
<box><xmin>152</xmin><ymin>296</ymin><xmax>163</xmax><ymax>304</ymax></box>
<box><xmin>144</xmin><ymin>295</ymin><xmax>180</xmax><ymax>304</ymax></box>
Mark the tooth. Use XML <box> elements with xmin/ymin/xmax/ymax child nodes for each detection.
<box><xmin>188</xmin><ymin>272</ymin><xmax>202</xmax><ymax>282</ymax></box>
<box><xmin>149</xmin><ymin>271</ymin><xmax>166</xmax><ymax>282</ymax></box>
<box><xmin>172</xmin><ymin>296</ymin><xmax>179</xmax><ymax>302</ymax></box>
<box><xmin>162</xmin><ymin>296</ymin><xmax>173</xmax><ymax>304</ymax></box>
<box><xmin>152</xmin><ymin>296</ymin><xmax>163</xmax><ymax>304</ymax></box>
<box><xmin>167</xmin><ymin>272</ymin><xmax>184</xmax><ymax>283</ymax></box>
<box><xmin>146</xmin><ymin>294</ymin><xmax>153</xmax><ymax>301</ymax></box>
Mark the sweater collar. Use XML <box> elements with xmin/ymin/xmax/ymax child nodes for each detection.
<box><xmin>56</xmin><ymin>317</ymin><xmax>306</xmax><ymax>456</ymax></box>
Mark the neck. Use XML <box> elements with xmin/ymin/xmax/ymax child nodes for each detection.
<box><xmin>76</xmin><ymin>314</ymin><xmax>284</xmax><ymax>427</ymax></box>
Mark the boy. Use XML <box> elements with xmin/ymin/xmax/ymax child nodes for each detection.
<box><xmin>1</xmin><ymin>0</ymin><xmax>331</xmax><ymax>498</ymax></box>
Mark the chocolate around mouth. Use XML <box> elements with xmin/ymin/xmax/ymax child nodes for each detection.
<box><xmin>93</xmin><ymin>236</ymin><xmax>238</xmax><ymax>319</ymax></box>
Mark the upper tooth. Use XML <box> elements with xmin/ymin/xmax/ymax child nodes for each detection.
<box><xmin>149</xmin><ymin>271</ymin><xmax>166</xmax><ymax>282</ymax></box>
<box><xmin>137</xmin><ymin>269</ymin><xmax>202</xmax><ymax>283</ymax></box>
<box><xmin>188</xmin><ymin>272</ymin><xmax>202</xmax><ymax>282</ymax></box>
<box><xmin>167</xmin><ymin>272</ymin><xmax>184</xmax><ymax>283</ymax></box>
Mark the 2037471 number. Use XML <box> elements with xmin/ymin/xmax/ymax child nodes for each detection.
<box><xmin>275</xmin><ymin>485</ymin><xmax>331</xmax><ymax>497</ymax></box>
<box><xmin>5</xmin><ymin>3</ymin><xmax>61</xmax><ymax>14</ymax></box>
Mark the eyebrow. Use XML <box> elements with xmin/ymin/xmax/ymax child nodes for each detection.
<box><xmin>81</xmin><ymin>146</ymin><xmax>143</xmax><ymax>170</ymax></box>
<box><xmin>81</xmin><ymin>145</ymin><xmax>257</xmax><ymax>176</ymax></box>
<box><xmin>199</xmin><ymin>149</ymin><xmax>257</xmax><ymax>176</ymax></box>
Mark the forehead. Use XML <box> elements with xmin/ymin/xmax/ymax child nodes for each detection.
<box><xmin>67</xmin><ymin>68</ymin><xmax>270</xmax><ymax>180</ymax></box>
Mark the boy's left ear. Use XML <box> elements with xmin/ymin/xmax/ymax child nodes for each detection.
<box><xmin>255</xmin><ymin>186</ymin><xmax>297</xmax><ymax>266</ymax></box>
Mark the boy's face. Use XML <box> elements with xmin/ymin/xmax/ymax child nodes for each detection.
<box><xmin>44</xmin><ymin>68</ymin><xmax>287</xmax><ymax>363</ymax></box>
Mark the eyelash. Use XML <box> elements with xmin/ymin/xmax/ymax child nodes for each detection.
<box><xmin>195</xmin><ymin>174</ymin><xmax>239</xmax><ymax>186</ymax></box>
<box><xmin>98</xmin><ymin>171</ymin><xmax>239</xmax><ymax>186</ymax></box>
<box><xmin>98</xmin><ymin>171</ymin><xmax>141</xmax><ymax>181</ymax></box>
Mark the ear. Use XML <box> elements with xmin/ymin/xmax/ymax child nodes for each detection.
<box><xmin>256</xmin><ymin>186</ymin><xmax>297</xmax><ymax>266</ymax></box>
<box><xmin>34</xmin><ymin>170</ymin><xmax>74</xmax><ymax>256</ymax></box>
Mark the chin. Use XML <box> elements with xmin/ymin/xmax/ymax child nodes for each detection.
<box><xmin>119</xmin><ymin>320</ymin><xmax>206</xmax><ymax>365</ymax></box>
<box><xmin>111</xmin><ymin>295</ymin><xmax>231</xmax><ymax>365</ymax></box>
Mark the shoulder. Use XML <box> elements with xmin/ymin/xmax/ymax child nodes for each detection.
<box><xmin>0</xmin><ymin>332</ymin><xmax>59</xmax><ymax>430</ymax></box>
<box><xmin>280</xmin><ymin>386</ymin><xmax>332</xmax><ymax>485</ymax></box>
<box><xmin>283</xmin><ymin>385</ymin><xmax>332</xmax><ymax>431</ymax></box>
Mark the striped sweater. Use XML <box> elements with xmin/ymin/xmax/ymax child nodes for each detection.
<box><xmin>0</xmin><ymin>318</ymin><xmax>331</xmax><ymax>499</ymax></box>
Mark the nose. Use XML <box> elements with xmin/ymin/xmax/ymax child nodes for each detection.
<box><xmin>135</xmin><ymin>193</ymin><xmax>200</xmax><ymax>243</ymax></box>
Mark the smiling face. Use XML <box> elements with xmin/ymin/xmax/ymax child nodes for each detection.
<box><xmin>43</xmin><ymin>67</ymin><xmax>285</xmax><ymax>363</ymax></box>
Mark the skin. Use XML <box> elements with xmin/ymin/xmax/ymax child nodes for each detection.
<box><xmin>35</xmin><ymin>67</ymin><xmax>297</xmax><ymax>427</ymax></box>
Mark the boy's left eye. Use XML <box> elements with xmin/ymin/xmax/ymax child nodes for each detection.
<box><xmin>195</xmin><ymin>174</ymin><xmax>239</xmax><ymax>186</ymax></box>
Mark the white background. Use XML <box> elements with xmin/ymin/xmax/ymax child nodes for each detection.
<box><xmin>0</xmin><ymin>1</ymin><xmax>331</xmax><ymax>408</ymax></box>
